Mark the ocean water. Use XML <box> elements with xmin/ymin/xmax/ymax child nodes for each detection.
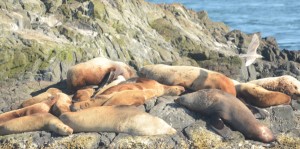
<box><xmin>148</xmin><ymin>0</ymin><xmax>300</xmax><ymax>50</ymax></box>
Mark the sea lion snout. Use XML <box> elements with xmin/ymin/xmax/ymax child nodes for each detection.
<box><xmin>257</xmin><ymin>125</ymin><xmax>276</xmax><ymax>143</ymax></box>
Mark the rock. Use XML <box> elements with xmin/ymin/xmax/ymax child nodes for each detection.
<box><xmin>110</xmin><ymin>133</ymin><xmax>188</xmax><ymax>149</ymax></box>
<box><xmin>269</xmin><ymin>105</ymin><xmax>298</xmax><ymax>134</ymax></box>
<box><xmin>149</xmin><ymin>96</ymin><xmax>199</xmax><ymax>130</ymax></box>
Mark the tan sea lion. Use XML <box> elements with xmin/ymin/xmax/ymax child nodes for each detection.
<box><xmin>235</xmin><ymin>83</ymin><xmax>291</xmax><ymax>107</ymax></box>
<box><xmin>139</xmin><ymin>64</ymin><xmax>236</xmax><ymax>96</ymax></box>
<box><xmin>0</xmin><ymin>113</ymin><xmax>73</xmax><ymax>136</ymax></box>
<box><xmin>67</xmin><ymin>57</ymin><xmax>136</xmax><ymax>91</ymax></box>
<box><xmin>51</xmin><ymin>93</ymin><xmax>72</xmax><ymax>117</ymax></box>
<box><xmin>21</xmin><ymin>88</ymin><xmax>61</xmax><ymax>107</ymax></box>
<box><xmin>71</xmin><ymin>78</ymin><xmax>185</xmax><ymax>111</ymax></box>
<box><xmin>60</xmin><ymin>106</ymin><xmax>176</xmax><ymax>136</ymax></box>
<box><xmin>0</xmin><ymin>97</ymin><xmax>57</xmax><ymax>124</ymax></box>
<box><xmin>176</xmin><ymin>89</ymin><xmax>275</xmax><ymax>143</ymax></box>
<box><xmin>248</xmin><ymin>75</ymin><xmax>300</xmax><ymax>97</ymax></box>
<box><xmin>72</xmin><ymin>87</ymin><xmax>95</xmax><ymax>102</ymax></box>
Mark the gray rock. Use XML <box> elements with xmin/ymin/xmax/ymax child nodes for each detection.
<box><xmin>149</xmin><ymin>96</ymin><xmax>199</xmax><ymax>130</ymax></box>
<box><xmin>269</xmin><ymin>105</ymin><xmax>298</xmax><ymax>134</ymax></box>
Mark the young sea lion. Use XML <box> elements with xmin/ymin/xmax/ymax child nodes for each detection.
<box><xmin>0</xmin><ymin>97</ymin><xmax>57</xmax><ymax>124</ymax></box>
<box><xmin>21</xmin><ymin>88</ymin><xmax>61</xmax><ymax>107</ymax></box>
<box><xmin>70</xmin><ymin>78</ymin><xmax>185</xmax><ymax>111</ymax></box>
<box><xmin>67</xmin><ymin>57</ymin><xmax>136</xmax><ymax>91</ymax></box>
<box><xmin>72</xmin><ymin>87</ymin><xmax>95</xmax><ymax>102</ymax></box>
<box><xmin>139</xmin><ymin>64</ymin><xmax>236</xmax><ymax>96</ymax></box>
<box><xmin>176</xmin><ymin>89</ymin><xmax>275</xmax><ymax>143</ymax></box>
<box><xmin>236</xmin><ymin>83</ymin><xmax>291</xmax><ymax>107</ymax></box>
<box><xmin>0</xmin><ymin>113</ymin><xmax>73</xmax><ymax>136</ymax></box>
<box><xmin>60</xmin><ymin>106</ymin><xmax>176</xmax><ymax>136</ymax></box>
<box><xmin>51</xmin><ymin>93</ymin><xmax>72</xmax><ymax>117</ymax></box>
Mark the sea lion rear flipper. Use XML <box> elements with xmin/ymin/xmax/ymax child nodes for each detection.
<box><xmin>246</xmin><ymin>104</ymin><xmax>269</xmax><ymax>119</ymax></box>
<box><xmin>207</xmin><ymin>116</ymin><xmax>233</xmax><ymax>141</ymax></box>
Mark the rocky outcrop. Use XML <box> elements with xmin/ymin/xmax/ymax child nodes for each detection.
<box><xmin>1</xmin><ymin>0</ymin><xmax>300</xmax><ymax>148</ymax></box>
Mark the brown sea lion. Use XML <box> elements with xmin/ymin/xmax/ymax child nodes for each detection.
<box><xmin>0</xmin><ymin>97</ymin><xmax>57</xmax><ymax>124</ymax></box>
<box><xmin>248</xmin><ymin>75</ymin><xmax>300</xmax><ymax>97</ymax></box>
<box><xmin>70</xmin><ymin>78</ymin><xmax>185</xmax><ymax>111</ymax></box>
<box><xmin>21</xmin><ymin>88</ymin><xmax>61</xmax><ymax>107</ymax></box>
<box><xmin>51</xmin><ymin>93</ymin><xmax>72</xmax><ymax>117</ymax></box>
<box><xmin>72</xmin><ymin>87</ymin><xmax>95</xmax><ymax>102</ymax></box>
<box><xmin>67</xmin><ymin>57</ymin><xmax>136</xmax><ymax>91</ymax></box>
<box><xmin>139</xmin><ymin>64</ymin><xmax>236</xmax><ymax>96</ymax></box>
<box><xmin>235</xmin><ymin>83</ymin><xmax>291</xmax><ymax>107</ymax></box>
<box><xmin>176</xmin><ymin>89</ymin><xmax>275</xmax><ymax>143</ymax></box>
<box><xmin>60</xmin><ymin>106</ymin><xmax>176</xmax><ymax>136</ymax></box>
<box><xmin>0</xmin><ymin>113</ymin><xmax>73</xmax><ymax>136</ymax></box>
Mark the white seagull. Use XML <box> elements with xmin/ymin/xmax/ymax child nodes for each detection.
<box><xmin>239</xmin><ymin>34</ymin><xmax>263</xmax><ymax>66</ymax></box>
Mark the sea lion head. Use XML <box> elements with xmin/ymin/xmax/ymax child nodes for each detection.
<box><xmin>256</xmin><ymin>125</ymin><xmax>276</xmax><ymax>143</ymax></box>
<box><xmin>164</xmin><ymin>85</ymin><xmax>185</xmax><ymax>96</ymax></box>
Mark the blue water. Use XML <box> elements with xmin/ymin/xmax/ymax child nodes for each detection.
<box><xmin>148</xmin><ymin>0</ymin><xmax>300</xmax><ymax>50</ymax></box>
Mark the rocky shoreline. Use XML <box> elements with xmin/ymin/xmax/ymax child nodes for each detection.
<box><xmin>0</xmin><ymin>0</ymin><xmax>300</xmax><ymax>148</ymax></box>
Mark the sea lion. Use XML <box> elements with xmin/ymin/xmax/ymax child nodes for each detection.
<box><xmin>21</xmin><ymin>88</ymin><xmax>61</xmax><ymax>107</ymax></box>
<box><xmin>67</xmin><ymin>57</ymin><xmax>136</xmax><ymax>91</ymax></box>
<box><xmin>71</xmin><ymin>78</ymin><xmax>185</xmax><ymax>111</ymax></box>
<box><xmin>139</xmin><ymin>64</ymin><xmax>236</xmax><ymax>96</ymax></box>
<box><xmin>236</xmin><ymin>83</ymin><xmax>291</xmax><ymax>107</ymax></box>
<box><xmin>248</xmin><ymin>75</ymin><xmax>300</xmax><ymax>97</ymax></box>
<box><xmin>0</xmin><ymin>96</ymin><xmax>57</xmax><ymax>124</ymax></box>
<box><xmin>176</xmin><ymin>89</ymin><xmax>275</xmax><ymax>143</ymax></box>
<box><xmin>93</xmin><ymin>75</ymin><xmax>126</xmax><ymax>97</ymax></box>
<box><xmin>51</xmin><ymin>93</ymin><xmax>72</xmax><ymax>117</ymax></box>
<box><xmin>0</xmin><ymin>113</ymin><xmax>73</xmax><ymax>136</ymax></box>
<box><xmin>60</xmin><ymin>106</ymin><xmax>176</xmax><ymax>136</ymax></box>
<box><xmin>72</xmin><ymin>87</ymin><xmax>95</xmax><ymax>102</ymax></box>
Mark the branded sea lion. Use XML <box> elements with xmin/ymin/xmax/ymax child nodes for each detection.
<box><xmin>60</xmin><ymin>106</ymin><xmax>176</xmax><ymax>136</ymax></box>
<box><xmin>139</xmin><ymin>64</ymin><xmax>236</xmax><ymax>96</ymax></box>
<box><xmin>236</xmin><ymin>83</ymin><xmax>291</xmax><ymax>107</ymax></box>
<box><xmin>21</xmin><ymin>88</ymin><xmax>61</xmax><ymax>107</ymax></box>
<box><xmin>51</xmin><ymin>93</ymin><xmax>72</xmax><ymax>117</ymax></box>
<box><xmin>0</xmin><ymin>113</ymin><xmax>73</xmax><ymax>136</ymax></box>
<box><xmin>67</xmin><ymin>57</ymin><xmax>136</xmax><ymax>91</ymax></box>
<box><xmin>0</xmin><ymin>97</ymin><xmax>57</xmax><ymax>124</ymax></box>
<box><xmin>72</xmin><ymin>87</ymin><xmax>95</xmax><ymax>102</ymax></box>
<box><xmin>70</xmin><ymin>78</ymin><xmax>185</xmax><ymax>111</ymax></box>
<box><xmin>248</xmin><ymin>75</ymin><xmax>300</xmax><ymax>97</ymax></box>
<box><xmin>176</xmin><ymin>89</ymin><xmax>275</xmax><ymax>143</ymax></box>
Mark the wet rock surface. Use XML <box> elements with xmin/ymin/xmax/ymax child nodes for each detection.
<box><xmin>0</xmin><ymin>0</ymin><xmax>300</xmax><ymax>148</ymax></box>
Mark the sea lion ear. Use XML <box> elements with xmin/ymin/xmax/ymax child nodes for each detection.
<box><xmin>207</xmin><ymin>116</ymin><xmax>233</xmax><ymax>141</ymax></box>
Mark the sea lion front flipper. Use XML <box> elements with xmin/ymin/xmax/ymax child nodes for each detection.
<box><xmin>207</xmin><ymin>116</ymin><xmax>233</xmax><ymax>140</ymax></box>
<box><xmin>93</xmin><ymin>71</ymin><xmax>115</xmax><ymax>96</ymax></box>
<box><xmin>246</xmin><ymin>104</ymin><xmax>269</xmax><ymax>119</ymax></box>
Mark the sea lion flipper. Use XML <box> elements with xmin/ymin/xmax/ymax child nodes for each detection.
<box><xmin>208</xmin><ymin>116</ymin><xmax>233</xmax><ymax>140</ymax></box>
<box><xmin>246</xmin><ymin>104</ymin><xmax>269</xmax><ymax>119</ymax></box>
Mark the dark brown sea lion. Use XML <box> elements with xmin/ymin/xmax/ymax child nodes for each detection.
<box><xmin>139</xmin><ymin>64</ymin><xmax>236</xmax><ymax>96</ymax></box>
<box><xmin>176</xmin><ymin>89</ymin><xmax>275</xmax><ymax>143</ymax></box>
